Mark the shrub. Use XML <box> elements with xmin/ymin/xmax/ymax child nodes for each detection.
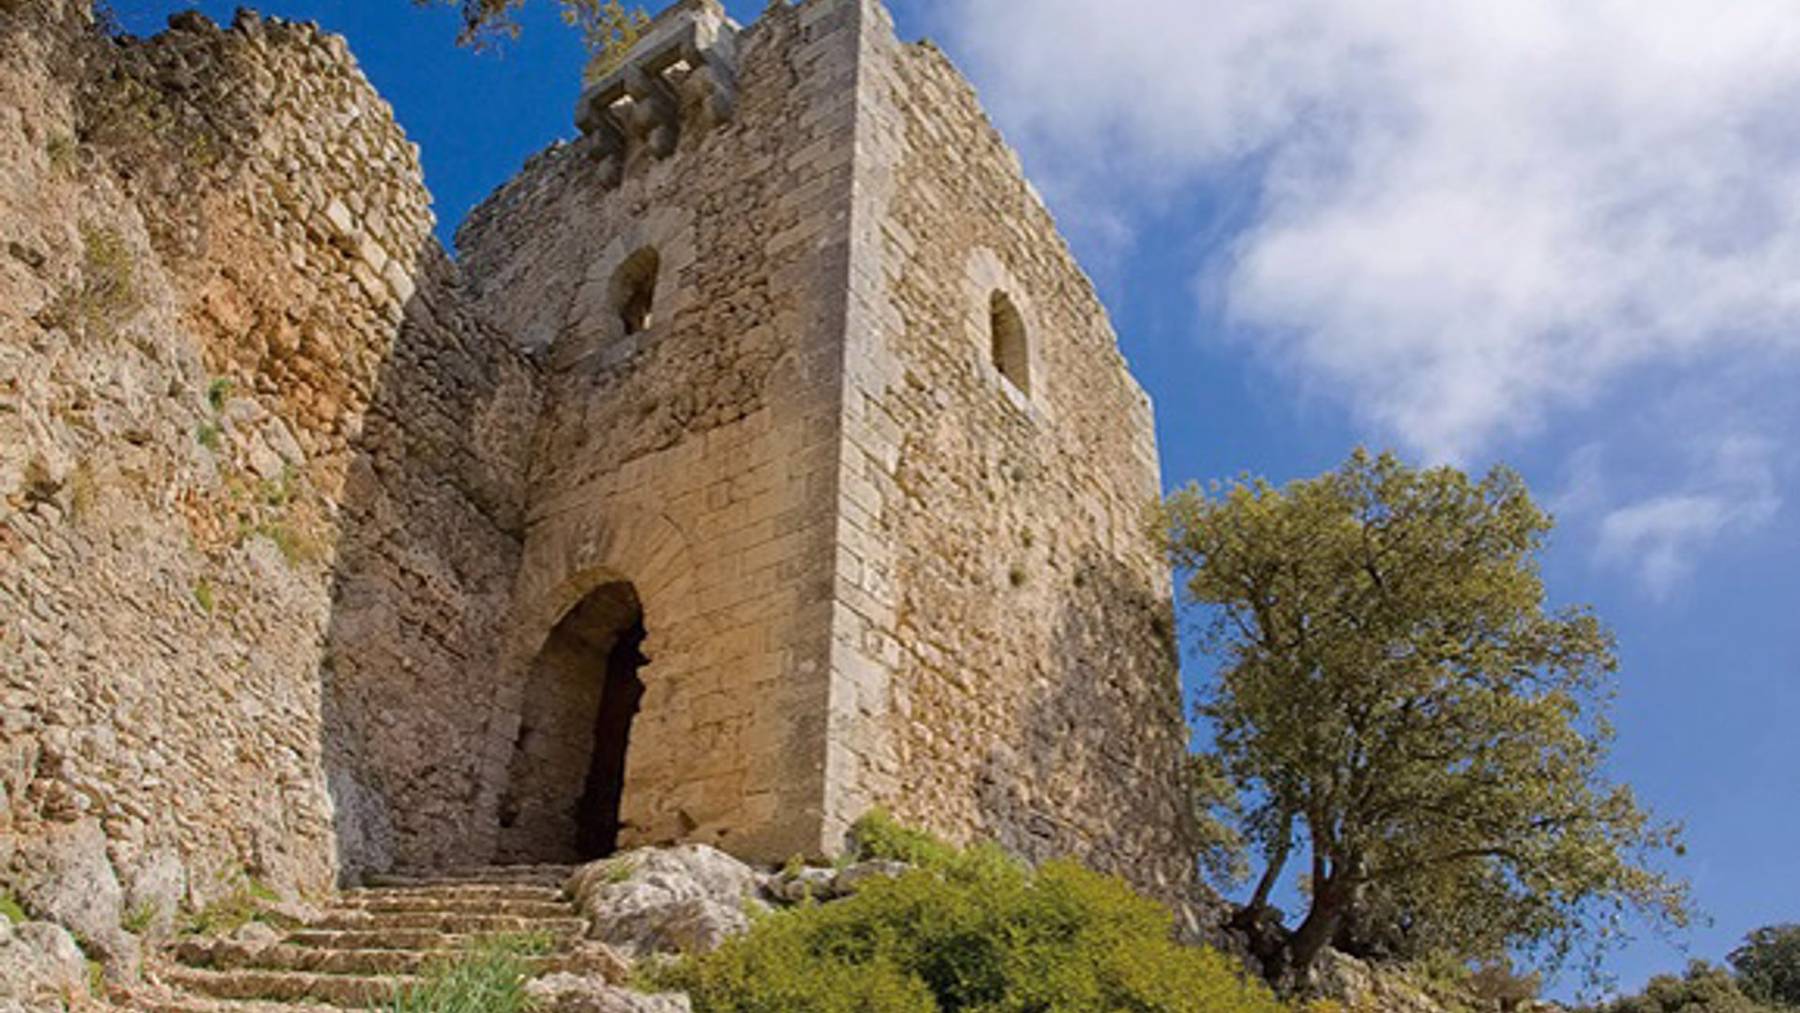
<box><xmin>0</xmin><ymin>890</ymin><xmax>27</xmax><ymax>925</ymax></box>
<box><xmin>653</xmin><ymin>831</ymin><xmax>1287</xmax><ymax>1013</ymax></box>
<box><xmin>846</xmin><ymin>809</ymin><xmax>959</xmax><ymax>870</ymax></box>
<box><xmin>387</xmin><ymin>936</ymin><xmax>539</xmax><ymax>1013</ymax></box>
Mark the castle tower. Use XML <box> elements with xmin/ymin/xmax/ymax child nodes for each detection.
<box><xmin>456</xmin><ymin>0</ymin><xmax>1194</xmax><ymax>897</ymax></box>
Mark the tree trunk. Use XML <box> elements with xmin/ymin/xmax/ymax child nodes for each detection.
<box><xmin>1286</xmin><ymin>879</ymin><xmax>1350</xmax><ymax>982</ymax></box>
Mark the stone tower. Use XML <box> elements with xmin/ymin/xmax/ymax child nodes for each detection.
<box><xmin>0</xmin><ymin>0</ymin><xmax>1193</xmax><ymax>924</ymax></box>
<box><xmin>454</xmin><ymin>0</ymin><xmax>1193</xmax><ymax>897</ymax></box>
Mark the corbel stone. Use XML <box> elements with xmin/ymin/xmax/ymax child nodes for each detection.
<box><xmin>571</xmin><ymin>0</ymin><xmax>741</xmax><ymax>188</ymax></box>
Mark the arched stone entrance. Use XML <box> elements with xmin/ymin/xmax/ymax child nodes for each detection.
<box><xmin>496</xmin><ymin>580</ymin><xmax>647</xmax><ymax>863</ymax></box>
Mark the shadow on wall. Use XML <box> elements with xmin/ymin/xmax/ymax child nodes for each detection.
<box><xmin>974</xmin><ymin>549</ymin><xmax>1197</xmax><ymax>907</ymax></box>
<box><xmin>314</xmin><ymin>239</ymin><xmax>662</xmax><ymax>883</ymax></box>
<box><xmin>312</xmin><ymin>240</ymin><xmax>542</xmax><ymax>885</ymax></box>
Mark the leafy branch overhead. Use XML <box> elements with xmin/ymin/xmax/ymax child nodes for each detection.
<box><xmin>427</xmin><ymin>0</ymin><xmax>651</xmax><ymax>80</ymax></box>
<box><xmin>1166</xmin><ymin>449</ymin><xmax>1692</xmax><ymax>985</ymax></box>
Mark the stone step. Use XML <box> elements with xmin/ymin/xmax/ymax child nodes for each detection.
<box><xmin>201</xmin><ymin>941</ymin><xmax>596</xmax><ymax>978</ymax></box>
<box><xmin>330</xmin><ymin>895</ymin><xmax>575</xmax><ymax>918</ymax></box>
<box><xmin>163</xmin><ymin>965</ymin><xmax>416</xmax><ymax>1008</ymax></box>
<box><xmin>138</xmin><ymin>993</ymin><xmax>346</xmax><ymax>1013</ymax></box>
<box><xmin>364</xmin><ymin>865</ymin><xmax>574</xmax><ymax>888</ymax></box>
<box><xmin>311</xmin><ymin>909</ymin><xmax>588</xmax><ymax>935</ymax></box>
<box><xmin>339</xmin><ymin>882</ymin><xmax>567</xmax><ymax>904</ymax></box>
<box><xmin>286</xmin><ymin>927</ymin><xmax>581</xmax><ymax>952</ymax></box>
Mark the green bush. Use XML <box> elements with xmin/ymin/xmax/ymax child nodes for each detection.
<box><xmin>0</xmin><ymin>891</ymin><xmax>27</xmax><ymax>925</ymax></box>
<box><xmin>653</xmin><ymin>831</ymin><xmax>1286</xmax><ymax>1013</ymax></box>
<box><xmin>846</xmin><ymin>808</ymin><xmax>960</xmax><ymax>869</ymax></box>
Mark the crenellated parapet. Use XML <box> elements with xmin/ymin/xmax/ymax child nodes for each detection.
<box><xmin>573</xmin><ymin>0</ymin><xmax>740</xmax><ymax>187</ymax></box>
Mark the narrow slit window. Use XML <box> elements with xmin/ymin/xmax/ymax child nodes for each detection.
<box><xmin>990</xmin><ymin>290</ymin><xmax>1029</xmax><ymax>396</ymax></box>
<box><xmin>612</xmin><ymin>248</ymin><xmax>660</xmax><ymax>336</ymax></box>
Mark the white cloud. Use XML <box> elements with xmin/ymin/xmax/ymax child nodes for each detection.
<box><xmin>938</xmin><ymin>0</ymin><xmax>1800</xmax><ymax>461</ymax></box>
<box><xmin>1593</xmin><ymin>436</ymin><xmax>1779</xmax><ymax>598</ymax></box>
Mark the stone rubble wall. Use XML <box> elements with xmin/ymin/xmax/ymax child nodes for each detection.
<box><xmin>0</xmin><ymin>0</ymin><xmax>534</xmax><ymax>970</ymax></box>
<box><xmin>824</xmin><ymin>0</ymin><xmax>1197</xmax><ymax>902</ymax></box>
<box><xmin>456</xmin><ymin>0</ymin><xmax>867</xmax><ymax>867</ymax></box>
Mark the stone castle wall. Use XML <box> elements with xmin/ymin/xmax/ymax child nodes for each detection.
<box><xmin>0</xmin><ymin>0</ymin><xmax>1197</xmax><ymax>971</ymax></box>
<box><xmin>0</xmin><ymin>0</ymin><xmax>534</xmax><ymax>965</ymax></box>
<box><xmin>823</xmin><ymin>1</ymin><xmax>1196</xmax><ymax>898</ymax></box>
<box><xmin>456</xmin><ymin>0</ymin><xmax>866</xmax><ymax>865</ymax></box>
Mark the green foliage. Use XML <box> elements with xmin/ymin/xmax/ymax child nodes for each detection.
<box><xmin>86</xmin><ymin>958</ymin><xmax>105</xmax><ymax>996</ymax></box>
<box><xmin>1583</xmin><ymin>961</ymin><xmax>1776</xmax><ymax>1013</ymax></box>
<box><xmin>1188</xmin><ymin>752</ymin><xmax>1249</xmax><ymax>891</ymax></box>
<box><xmin>847</xmin><ymin>809</ymin><xmax>959</xmax><ymax>870</ymax></box>
<box><xmin>428</xmin><ymin>0</ymin><xmax>649</xmax><ymax>66</ymax></box>
<box><xmin>193</xmin><ymin>577</ymin><xmax>216</xmax><ymax>614</ymax></box>
<box><xmin>652</xmin><ymin>832</ymin><xmax>1287</xmax><ymax>1013</ymax></box>
<box><xmin>596</xmin><ymin>856</ymin><xmax>638</xmax><ymax>885</ymax></box>
<box><xmin>483</xmin><ymin>929</ymin><xmax>559</xmax><ymax>956</ymax></box>
<box><xmin>386</xmin><ymin>935</ymin><xmax>539</xmax><ymax>1013</ymax></box>
<box><xmin>257</xmin><ymin>520</ymin><xmax>325</xmax><ymax>568</ymax></box>
<box><xmin>565</xmin><ymin>0</ymin><xmax>653</xmax><ymax>82</ymax></box>
<box><xmin>1730</xmin><ymin>924</ymin><xmax>1800</xmax><ymax>1008</ymax></box>
<box><xmin>196</xmin><ymin>421</ymin><xmax>223</xmax><ymax>451</ymax></box>
<box><xmin>0</xmin><ymin>891</ymin><xmax>27</xmax><ymax>925</ymax></box>
<box><xmin>1166</xmin><ymin>449</ymin><xmax>1690</xmax><ymax>981</ymax></box>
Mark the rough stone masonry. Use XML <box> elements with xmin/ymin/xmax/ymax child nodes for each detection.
<box><xmin>0</xmin><ymin>0</ymin><xmax>1197</xmax><ymax>972</ymax></box>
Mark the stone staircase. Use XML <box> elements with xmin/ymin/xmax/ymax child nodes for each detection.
<box><xmin>146</xmin><ymin>864</ymin><xmax>606</xmax><ymax>1011</ymax></box>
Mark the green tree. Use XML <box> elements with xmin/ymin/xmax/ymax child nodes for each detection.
<box><xmin>1730</xmin><ymin>924</ymin><xmax>1800</xmax><ymax>1008</ymax></box>
<box><xmin>1166</xmin><ymin>449</ymin><xmax>1689</xmax><ymax>983</ymax></box>
<box><xmin>1585</xmin><ymin>961</ymin><xmax>1773</xmax><ymax>1013</ymax></box>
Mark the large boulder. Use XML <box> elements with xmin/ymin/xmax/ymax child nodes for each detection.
<box><xmin>3</xmin><ymin>819</ymin><xmax>138</xmax><ymax>976</ymax></box>
<box><xmin>0</xmin><ymin>918</ymin><xmax>87</xmax><ymax>1007</ymax></box>
<box><xmin>526</xmin><ymin>973</ymin><xmax>692</xmax><ymax>1012</ymax></box>
<box><xmin>570</xmin><ymin>845</ymin><xmax>765</xmax><ymax>959</ymax></box>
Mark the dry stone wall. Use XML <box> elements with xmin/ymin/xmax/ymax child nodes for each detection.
<box><xmin>0</xmin><ymin>0</ymin><xmax>534</xmax><ymax>962</ymax></box>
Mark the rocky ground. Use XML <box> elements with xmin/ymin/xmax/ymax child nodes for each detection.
<box><xmin>0</xmin><ymin>843</ymin><xmax>916</xmax><ymax>1011</ymax></box>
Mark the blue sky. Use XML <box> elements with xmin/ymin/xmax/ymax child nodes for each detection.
<box><xmin>116</xmin><ymin>0</ymin><xmax>1799</xmax><ymax>998</ymax></box>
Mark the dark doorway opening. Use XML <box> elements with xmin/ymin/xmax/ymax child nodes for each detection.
<box><xmin>576</xmin><ymin>617</ymin><xmax>645</xmax><ymax>857</ymax></box>
<box><xmin>496</xmin><ymin>581</ymin><xmax>647</xmax><ymax>863</ymax></box>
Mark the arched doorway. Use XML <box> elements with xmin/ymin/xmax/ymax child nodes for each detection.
<box><xmin>496</xmin><ymin>581</ymin><xmax>647</xmax><ymax>863</ymax></box>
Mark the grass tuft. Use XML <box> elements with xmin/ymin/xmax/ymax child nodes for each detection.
<box><xmin>386</xmin><ymin>935</ymin><xmax>541</xmax><ymax>1013</ymax></box>
<box><xmin>42</xmin><ymin>224</ymin><xmax>138</xmax><ymax>342</ymax></box>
